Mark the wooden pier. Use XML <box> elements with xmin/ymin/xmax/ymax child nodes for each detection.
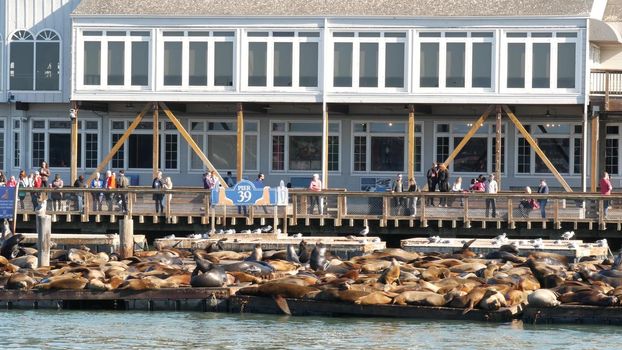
<box><xmin>20</xmin><ymin>233</ymin><xmax>147</xmax><ymax>252</ymax></box>
<box><xmin>523</xmin><ymin>305</ymin><xmax>622</xmax><ymax>325</ymax></box>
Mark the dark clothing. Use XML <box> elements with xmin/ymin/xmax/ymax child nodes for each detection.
<box><xmin>392</xmin><ymin>179</ymin><xmax>405</xmax><ymax>215</ymax></box>
<box><xmin>486</xmin><ymin>198</ymin><xmax>497</xmax><ymax>218</ymax></box>
<box><xmin>437</xmin><ymin>169</ymin><xmax>449</xmax><ymax>206</ymax></box>
<box><xmin>152</xmin><ymin>178</ymin><xmax>164</xmax><ymax>213</ymax></box>
<box><xmin>426</xmin><ymin>166</ymin><xmax>438</xmax><ymax>205</ymax></box>
<box><xmin>407</xmin><ymin>183</ymin><xmax>419</xmax><ymax>216</ymax></box>
<box><xmin>117</xmin><ymin>176</ymin><xmax>129</xmax><ymax>212</ymax></box>
<box><xmin>537</xmin><ymin>184</ymin><xmax>549</xmax><ymax>218</ymax></box>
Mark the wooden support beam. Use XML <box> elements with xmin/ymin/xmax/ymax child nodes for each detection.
<box><xmin>159</xmin><ymin>102</ymin><xmax>228</xmax><ymax>188</ymax></box>
<box><xmin>70</xmin><ymin>101</ymin><xmax>79</xmax><ymax>184</ymax></box>
<box><xmin>153</xmin><ymin>103</ymin><xmax>160</xmax><ymax>179</ymax></box>
<box><xmin>590</xmin><ymin>114</ymin><xmax>599</xmax><ymax>192</ymax></box>
<box><xmin>495</xmin><ymin>105</ymin><xmax>502</xmax><ymax>188</ymax></box>
<box><xmin>407</xmin><ymin>104</ymin><xmax>415</xmax><ymax>182</ymax></box>
<box><xmin>236</xmin><ymin>103</ymin><xmax>244</xmax><ymax>183</ymax></box>
<box><xmin>502</xmin><ymin>105</ymin><xmax>573</xmax><ymax>192</ymax></box>
<box><xmin>442</xmin><ymin>105</ymin><xmax>494</xmax><ymax>167</ymax></box>
<box><xmin>86</xmin><ymin>103</ymin><xmax>151</xmax><ymax>184</ymax></box>
<box><xmin>321</xmin><ymin>103</ymin><xmax>329</xmax><ymax>189</ymax></box>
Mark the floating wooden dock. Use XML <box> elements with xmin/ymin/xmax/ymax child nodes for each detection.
<box><xmin>155</xmin><ymin>236</ymin><xmax>386</xmax><ymax>259</ymax></box>
<box><xmin>401</xmin><ymin>238</ymin><xmax>608</xmax><ymax>260</ymax></box>
<box><xmin>20</xmin><ymin>233</ymin><xmax>148</xmax><ymax>253</ymax></box>
<box><xmin>522</xmin><ymin>305</ymin><xmax>622</xmax><ymax>325</ymax></box>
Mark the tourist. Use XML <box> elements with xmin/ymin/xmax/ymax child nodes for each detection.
<box><xmin>308</xmin><ymin>174</ymin><xmax>323</xmax><ymax>215</ymax></box>
<box><xmin>253</xmin><ymin>173</ymin><xmax>269</xmax><ymax>213</ymax></box>
<box><xmin>30</xmin><ymin>171</ymin><xmax>42</xmax><ymax>209</ymax></box>
<box><xmin>163</xmin><ymin>176</ymin><xmax>173</xmax><ymax>220</ymax></box>
<box><xmin>18</xmin><ymin>170</ymin><xmax>28</xmax><ymax>210</ymax></box>
<box><xmin>90</xmin><ymin>172</ymin><xmax>104</xmax><ymax>211</ymax></box>
<box><xmin>224</xmin><ymin>171</ymin><xmax>235</xmax><ymax>187</ymax></box>
<box><xmin>407</xmin><ymin>178</ymin><xmax>419</xmax><ymax>217</ymax></box>
<box><xmin>6</xmin><ymin>176</ymin><xmax>16</xmax><ymax>187</ymax></box>
<box><xmin>0</xmin><ymin>171</ymin><xmax>7</xmax><ymax>186</ymax></box>
<box><xmin>537</xmin><ymin>179</ymin><xmax>549</xmax><ymax>218</ymax></box>
<box><xmin>104</xmin><ymin>170</ymin><xmax>116</xmax><ymax>211</ymax></box>
<box><xmin>202</xmin><ymin>171</ymin><xmax>211</xmax><ymax>189</ymax></box>
<box><xmin>50</xmin><ymin>174</ymin><xmax>64</xmax><ymax>211</ymax></box>
<box><xmin>485</xmin><ymin>174</ymin><xmax>498</xmax><ymax>218</ymax></box>
<box><xmin>469</xmin><ymin>177</ymin><xmax>485</xmax><ymax>192</ymax></box>
<box><xmin>152</xmin><ymin>171</ymin><xmax>164</xmax><ymax>214</ymax></box>
<box><xmin>450</xmin><ymin>176</ymin><xmax>464</xmax><ymax>207</ymax></box>
<box><xmin>518</xmin><ymin>186</ymin><xmax>536</xmax><ymax>218</ymax></box>
<box><xmin>73</xmin><ymin>175</ymin><xmax>85</xmax><ymax>212</ymax></box>
<box><xmin>391</xmin><ymin>173</ymin><xmax>405</xmax><ymax>215</ymax></box>
<box><xmin>426</xmin><ymin>162</ymin><xmax>438</xmax><ymax>206</ymax></box>
<box><xmin>600</xmin><ymin>171</ymin><xmax>613</xmax><ymax>218</ymax></box>
<box><xmin>437</xmin><ymin>164</ymin><xmax>450</xmax><ymax>207</ymax></box>
<box><xmin>39</xmin><ymin>161</ymin><xmax>50</xmax><ymax>187</ymax></box>
<box><xmin>116</xmin><ymin>170</ymin><xmax>129</xmax><ymax>213</ymax></box>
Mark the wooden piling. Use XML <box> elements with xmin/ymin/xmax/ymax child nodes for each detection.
<box><xmin>36</xmin><ymin>214</ymin><xmax>51</xmax><ymax>267</ymax></box>
<box><xmin>119</xmin><ymin>217</ymin><xmax>134</xmax><ymax>258</ymax></box>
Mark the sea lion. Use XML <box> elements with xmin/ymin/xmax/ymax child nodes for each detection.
<box><xmin>5</xmin><ymin>273</ymin><xmax>36</xmax><ymax>290</ymax></box>
<box><xmin>207</xmin><ymin>251</ymin><xmax>248</xmax><ymax>261</ymax></box>
<box><xmin>393</xmin><ymin>291</ymin><xmax>447</xmax><ymax>306</ymax></box>
<box><xmin>298</xmin><ymin>240</ymin><xmax>311</xmax><ymax>264</ymax></box>
<box><xmin>354</xmin><ymin>291</ymin><xmax>396</xmax><ymax>305</ymax></box>
<box><xmin>239</xmin><ymin>283</ymin><xmax>318</xmax><ymax>299</ymax></box>
<box><xmin>458</xmin><ymin>287</ymin><xmax>496</xmax><ymax>313</ymax></box>
<box><xmin>449</xmin><ymin>262</ymin><xmax>487</xmax><ymax>274</ymax></box>
<box><xmin>559</xmin><ymin>290</ymin><xmax>619</xmax><ymax>306</ymax></box>
<box><xmin>221</xmin><ymin>261</ymin><xmax>275</xmax><ymax>276</ymax></box>
<box><xmin>265</xmin><ymin>260</ymin><xmax>299</xmax><ymax>272</ymax></box>
<box><xmin>505</xmin><ymin>289</ymin><xmax>529</xmax><ymax>306</ymax></box>
<box><xmin>190</xmin><ymin>256</ymin><xmax>228</xmax><ymax>288</ymax></box>
<box><xmin>378</xmin><ymin>259</ymin><xmax>401</xmax><ymax>286</ymax></box>
<box><xmin>227</xmin><ymin>271</ymin><xmax>263</xmax><ymax>284</ymax></box>
<box><xmin>485</xmin><ymin>250</ymin><xmax>525</xmax><ymax>264</ymax></box>
<box><xmin>17</xmin><ymin>247</ymin><xmax>38</xmax><ymax>257</ymax></box>
<box><xmin>245</xmin><ymin>244</ymin><xmax>263</xmax><ymax>262</ymax></box>
<box><xmin>478</xmin><ymin>289</ymin><xmax>507</xmax><ymax>311</ymax></box>
<box><xmin>11</xmin><ymin>255</ymin><xmax>38</xmax><ymax>269</ymax></box>
<box><xmin>286</xmin><ymin>244</ymin><xmax>301</xmax><ymax>264</ymax></box>
<box><xmin>0</xmin><ymin>233</ymin><xmax>24</xmax><ymax>259</ymax></box>
<box><xmin>206</xmin><ymin>239</ymin><xmax>226</xmax><ymax>253</ymax></box>
<box><xmin>118</xmin><ymin>277</ymin><xmax>161</xmax><ymax>291</ymax></box>
<box><xmin>421</xmin><ymin>266</ymin><xmax>450</xmax><ymax>281</ymax></box>
<box><xmin>37</xmin><ymin>275</ymin><xmax>88</xmax><ymax>290</ymax></box>
<box><xmin>309</xmin><ymin>242</ymin><xmax>327</xmax><ymax>271</ymax></box>
<box><xmin>528</xmin><ymin>289</ymin><xmax>561</xmax><ymax>307</ymax></box>
<box><xmin>313</xmin><ymin>287</ymin><xmax>370</xmax><ymax>303</ymax></box>
<box><xmin>0</xmin><ymin>255</ymin><xmax>18</xmax><ymax>273</ymax></box>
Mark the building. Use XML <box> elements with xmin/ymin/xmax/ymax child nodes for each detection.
<box><xmin>0</xmin><ymin>0</ymin><xmax>621</xmax><ymax>191</ymax></box>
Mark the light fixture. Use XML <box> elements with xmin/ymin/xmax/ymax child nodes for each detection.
<box><xmin>388</xmin><ymin>122</ymin><xmax>393</xmax><ymax>127</ymax></box>
<box><xmin>69</xmin><ymin>109</ymin><xmax>77</xmax><ymax>120</ymax></box>
<box><xmin>545</xmin><ymin>109</ymin><xmax>551</xmax><ymax>118</ymax></box>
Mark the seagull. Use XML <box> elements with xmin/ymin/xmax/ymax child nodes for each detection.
<box><xmin>216</xmin><ymin>229</ymin><xmax>224</xmax><ymax>235</ymax></box>
<box><xmin>532</xmin><ymin>238</ymin><xmax>544</xmax><ymax>249</ymax></box>
<box><xmin>241</xmin><ymin>229</ymin><xmax>252</xmax><ymax>234</ymax></box>
<box><xmin>187</xmin><ymin>233</ymin><xmax>202</xmax><ymax>239</ymax></box>
<box><xmin>164</xmin><ymin>234</ymin><xmax>175</xmax><ymax>239</ymax></box>
<box><xmin>428</xmin><ymin>236</ymin><xmax>441</xmax><ymax>243</ymax></box>
<box><xmin>224</xmin><ymin>229</ymin><xmax>236</xmax><ymax>235</ymax></box>
<box><xmin>261</xmin><ymin>225</ymin><xmax>272</xmax><ymax>233</ymax></box>
<box><xmin>561</xmin><ymin>231</ymin><xmax>575</xmax><ymax>240</ymax></box>
<box><xmin>276</xmin><ymin>228</ymin><xmax>282</xmax><ymax>234</ymax></box>
<box><xmin>595</xmin><ymin>239</ymin><xmax>608</xmax><ymax>247</ymax></box>
<box><xmin>1</xmin><ymin>219</ymin><xmax>11</xmax><ymax>239</ymax></box>
<box><xmin>252</xmin><ymin>228</ymin><xmax>263</xmax><ymax>234</ymax></box>
<box><xmin>292</xmin><ymin>233</ymin><xmax>303</xmax><ymax>238</ymax></box>
<box><xmin>359</xmin><ymin>225</ymin><xmax>370</xmax><ymax>237</ymax></box>
<box><xmin>371</xmin><ymin>237</ymin><xmax>381</xmax><ymax>243</ymax></box>
<box><xmin>201</xmin><ymin>232</ymin><xmax>211</xmax><ymax>239</ymax></box>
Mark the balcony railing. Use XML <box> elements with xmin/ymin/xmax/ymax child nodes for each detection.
<box><xmin>590</xmin><ymin>69</ymin><xmax>622</xmax><ymax>96</ymax></box>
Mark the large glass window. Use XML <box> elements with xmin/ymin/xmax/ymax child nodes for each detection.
<box><xmin>353</xmin><ymin>122</ymin><xmax>422</xmax><ymax>173</ymax></box>
<box><xmin>274</xmin><ymin>42</ymin><xmax>293</xmax><ymax>87</ymax></box>
<box><xmin>507</xmin><ymin>43</ymin><xmax>525</xmax><ymax>88</ymax></box>
<box><xmin>532</xmin><ymin>43</ymin><xmax>550</xmax><ymax>88</ymax></box>
<box><xmin>385</xmin><ymin>43</ymin><xmax>405</xmax><ymax>88</ymax></box>
<box><xmin>84</xmin><ymin>41</ymin><xmax>101</xmax><ymax>85</ymax></box>
<box><xmin>359</xmin><ymin>43</ymin><xmax>378</xmax><ymax>87</ymax></box>
<box><xmin>189</xmin><ymin>42</ymin><xmax>208</xmax><ymax>86</ymax></box>
<box><xmin>131</xmin><ymin>41</ymin><xmax>149</xmax><ymax>86</ymax></box>
<box><xmin>164</xmin><ymin>42</ymin><xmax>182</xmax><ymax>86</ymax></box>
<box><xmin>107</xmin><ymin>41</ymin><xmax>125</xmax><ymax>85</ymax></box>
<box><xmin>420</xmin><ymin>43</ymin><xmax>439</xmax><ymax>87</ymax></box>
<box><xmin>214</xmin><ymin>41</ymin><xmax>234</xmax><ymax>86</ymax></box>
<box><xmin>10</xmin><ymin>30</ymin><xmax>60</xmax><ymax>91</ymax></box>
<box><xmin>333</xmin><ymin>43</ymin><xmax>353</xmax><ymax>87</ymax></box>
<box><xmin>10</xmin><ymin>30</ymin><xmax>34</xmax><ymax>90</ymax></box>
<box><xmin>30</xmin><ymin>119</ymin><xmax>99</xmax><ymax>169</ymax></box>
<box><xmin>110</xmin><ymin>120</ymin><xmax>178</xmax><ymax>170</ymax></box>
<box><xmin>446</xmin><ymin>43</ymin><xmax>465</xmax><ymax>87</ymax></box>
<box><xmin>605</xmin><ymin>126</ymin><xmax>620</xmax><ymax>176</ymax></box>
<box><xmin>300</xmin><ymin>42</ymin><xmax>318</xmax><ymax>87</ymax></box>
<box><xmin>516</xmin><ymin>123</ymin><xmax>582</xmax><ymax>175</ymax></box>
<box><xmin>558</xmin><ymin>43</ymin><xmax>576</xmax><ymax>88</ymax></box>
<box><xmin>248</xmin><ymin>42</ymin><xmax>267</xmax><ymax>86</ymax></box>
<box><xmin>472</xmin><ymin>43</ymin><xmax>492</xmax><ymax>88</ymax></box>
<box><xmin>271</xmin><ymin>121</ymin><xmax>340</xmax><ymax>172</ymax></box>
<box><xmin>189</xmin><ymin>120</ymin><xmax>259</xmax><ymax>172</ymax></box>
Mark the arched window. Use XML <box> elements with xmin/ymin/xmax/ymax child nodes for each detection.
<box><xmin>9</xmin><ymin>30</ymin><xmax>34</xmax><ymax>90</ymax></box>
<box><xmin>9</xmin><ymin>29</ymin><xmax>60</xmax><ymax>91</ymax></box>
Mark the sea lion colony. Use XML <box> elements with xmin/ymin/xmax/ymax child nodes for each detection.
<box><xmin>1</xmin><ymin>235</ymin><xmax>621</xmax><ymax>311</ymax></box>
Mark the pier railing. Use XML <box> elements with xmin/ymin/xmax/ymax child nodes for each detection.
<box><xmin>591</xmin><ymin>69</ymin><xmax>622</xmax><ymax>96</ymax></box>
<box><xmin>14</xmin><ymin>187</ymin><xmax>622</xmax><ymax>230</ymax></box>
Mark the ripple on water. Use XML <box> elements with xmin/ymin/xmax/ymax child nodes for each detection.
<box><xmin>0</xmin><ymin>310</ymin><xmax>620</xmax><ymax>350</ymax></box>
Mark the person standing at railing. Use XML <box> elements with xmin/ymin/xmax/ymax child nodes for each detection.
<box><xmin>308</xmin><ymin>174</ymin><xmax>323</xmax><ymax>215</ymax></box>
<box><xmin>407</xmin><ymin>178</ymin><xmax>419</xmax><ymax>217</ymax></box>
<box><xmin>600</xmin><ymin>171</ymin><xmax>613</xmax><ymax>218</ymax></box>
<box><xmin>6</xmin><ymin>176</ymin><xmax>16</xmax><ymax>187</ymax></box>
<box><xmin>104</xmin><ymin>170</ymin><xmax>116</xmax><ymax>211</ymax></box>
<box><xmin>438</xmin><ymin>164</ymin><xmax>450</xmax><ymax>207</ymax></box>
<box><xmin>253</xmin><ymin>173</ymin><xmax>269</xmax><ymax>214</ymax></box>
<box><xmin>117</xmin><ymin>170</ymin><xmax>129</xmax><ymax>213</ymax></box>
<box><xmin>39</xmin><ymin>161</ymin><xmax>50</xmax><ymax>188</ymax></box>
<box><xmin>426</xmin><ymin>162</ymin><xmax>438</xmax><ymax>206</ymax></box>
<box><xmin>50</xmin><ymin>174</ymin><xmax>64</xmax><ymax>211</ymax></box>
<box><xmin>518</xmin><ymin>186</ymin><xmax>536</xmax><ymax>218</ymax></box>
<box><xmin>18</xmin><ymin>170</ymin><xmax>28</xmax><ymax>210</ymax></box>
<box><xmin>152</xmin><ymin>171</ymin><xmax>164</xmax><ymax>214</ymax></box>
<box><xmin>90</xmin><ymin>172</ymin><xmax>104</xmax><ymax>211</ymax></box>
<box><xmin>29</xmin><ymin>171</ymin><xmax>41</xmax><ymax>209</ymax></box>
<box><xmin>485</xmin><ymin>174</ymin><xmax>498</xmax><ymax>218</ymax></box>
<box><xmin>450</xmin><ymin>177</ymin><xmax>464</xmax><ymax>207</ymax></box>
<box><xmin>73</xmin><ymin>175</ymin><xmax>85</xmax><ymax>212</ymax></box>
<box><xmin>391</xmin><ymin>174</ymin><xmax>405</xmax><ymax>215</ymax></box>
<box><xmin>163</xmin><ymin>176</ymin><xmax>173</xmax><ymax>222</ymax></box>
<box><xmin>537</xmin><ymin>179</ymin><xmax>549</xmax><ymax>218</ymax></box>
<box><xmin>0</xmin><ymin>171</ymin><xmax>6</xmax><ymax>187</ymax></box>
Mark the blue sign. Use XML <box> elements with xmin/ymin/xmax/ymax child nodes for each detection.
<box><xmin>211</xmin><ymin>180</ymin><xmax>288</xmax><ymax>206</ymax></box>
<box><xmin>0</xmin><ymin>187</ymin><xmax>16</xmax><ymax>219</ymax></box>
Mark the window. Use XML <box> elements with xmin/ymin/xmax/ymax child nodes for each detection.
<box><xmin>516</xmin><ymin>123</ymin><xmax>581</xmax><ymax>175</ymax></box>
<box><xmin>188</xmin><ymin>120</ymin><xmax>259</xmax><ymax>172</ymax></box>
<box><xmin>435</xmin><ymin>121</ymin><xmax>505</xmax><ymax>173</ymax></box>
<box><xmin>418</xmin><ymin>32</ymin><xmax>494</xmax><ymax>89</ymax></box>
<box><xmin>333</xmin><ymin>32</ymin><xmax>407</xmax><ymax>89</ymax></box>
<box><xmin>246</xmin><ymin>31</ymin><xmax>320</xmax><ymax>88</ymax></box>
<box><xmin>80</xmin><ymin>30</ymin><xmax>151</xmax><ymax>88</ymax></box>
<box><xmin>30</xmin><ymin>119</ymin><xmax>100</xmax><ymax>169</ymax></box>
<box><xmin>606</xmin><ymin>125</ymin><xmax>620</xmax><ymax>175</ymax></box>
<box><xmin>10</xmin><ymin>29</ymin><xmax>61</xmax><ymax>91</ymax></box>
<box><xmin>0</xmin><ymin>120</ymin><xmax>6</xmax><ymax>170</ymax></box>
<box><xmin>353</xmin><ymin>122</ymin><xmax>422</xmax><ymax>173</ymax></box>
<box><xmin>504</xmin><ymin>31</ymin><xmax>579</xmax><ymax>90</ymax></box>
<box><xmin>13</xmin><ymin>120</ymin><xmax>20</xmax><ymax>169</ymax></box>
<box><xmin>271</xmin><ymin>121</ymin><xmax>340</xmax><ymax>172</ymax></box>
<box><xmin>110</xmin><ymin>120</ymin><xmax>178</xmax><ymax>170</ymax></box>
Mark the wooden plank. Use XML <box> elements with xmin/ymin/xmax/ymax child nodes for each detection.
<box><xmin>590</xmin><ymin>115</ymin><xmax>599</xmax><ymax>192</ymax></box>
<box><xmin>442</xmin><ymin>105</ymin><xmax>494</xmax><ymax>167</ymax></box>
<box><xmin>86</xmin><ymin>103</ymin><xmax>151</xmax><ymax>184</ymax></box>
<box><xmin>502</xmin><ymin>105</ymin><xmax>573</xmax><ymax>192</ymax></box>
<box><xmin>153</xmin><ymin>103</ymin><xmax>159</xmax><ymax>179</ymax></box>
<box><xmin>495</xmin><ymin>105</ymin><xmax>502</xmax><ymax>188</ymax></box>
<box><xmin>159</xmin><ymin>102</ymin><xmax>228</xmax><ymax>188</ymax></box>
<box><xmin>0</xmin><ymin>288</ymin><xmax>231</xmax><ymax>301</ymax></box>
<box><xmin>407</xmin><ymin>104</ymin><xmax>415</xmax><ymax>182</ymax></box>
<box><xmin>236</xmin><ymin>103</ymin><xmax>244</xmax><ymax>183</ymax></box>
<box><xmin>70</xmin><ymin>101</ymin><xmax>79</xmax><ymax>184</ymax></box>
<box><xmin>523</xmin><ymin>305</ymin><xmax>622</xmax><ymax>325</ymax></box>
<box><xmin>322</xmin><ymin>104</ymin><xmax>329</xmax><ymax>189</ymax></box>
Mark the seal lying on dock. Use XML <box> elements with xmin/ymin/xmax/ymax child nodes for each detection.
<box><xmin>190</xmin><ymin>252</ymin><xmax>228</xmax><ymax>288</ymax></box>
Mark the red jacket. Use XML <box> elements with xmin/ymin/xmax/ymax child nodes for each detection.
<box><xmin>600</xmin><ymin>178</ymin><xmax>613</xmax><ymax>195</ymax></box>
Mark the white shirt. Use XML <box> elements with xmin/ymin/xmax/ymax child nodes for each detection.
<box><xmin>486</xmin><ymin>179</ymin><xmax>498</xmax><ymax>194</ymax></box>
<box><xmin>451</xmin><ymin>182</ymin><xmax>462</xmax><ymax>192</ymax></box>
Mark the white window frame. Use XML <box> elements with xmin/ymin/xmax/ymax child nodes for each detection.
<box><xmin>501</xmin><ymin>30</ymin><xmax>582</xmax><ymax>93</ymax></box>
<box><xmin>605</xmin><ymin>124</ymin><xmax>620</xmax><ymax>176</ymax></box>
<box><xmin>269</xmin><ymin>120</ymin><xmax>341</xmax><ymax>173</ymax></box>
<box><xmin>109</xmin><ymin>119</ymin><xmax>180</xmax><ymax>172</ymax></box>
<box><xmin>8</xmin><ymin>29</ymin><xmax>62</xmax><ymax>92</ymax></box>
<box><xmin>157</xmin><ymin>30</ymin><xmax>236</xmax><ymax>91</ymax></box>
<box><xmin>351</xmin><ymin>121</ymin><xmax>423</xmax><ymax>175</ymax></box>
<box><xmin>241</xmin><ymin>30</ymin><xmax>321</xmax><ymax>91</ymax></box>
<box><xmin>76</xmin><ymin>29</ymin><xmax>152</xmax><ymax>91</ymax></box>
<box><xmin>513</xmin><ymin>122</ymin><xmax>582</xmax><ymax>177</ymax></box>
<box><xmin>433</xmin><ymin>121</ymin><xmax>507</xmax><ymax>175</ymax></box>
<box><xmin>30</xmin><ymin>118</ymin><xmax>101</xmax><ymax>170</ymax></box>
<box><xmin>414</xmin><ymin>30</ymin><xmax>496</xmax><ymax>92</ymax></box>
<box><xmin>0</xmin><ymin>118</ymin><xmax>6</xmax><ymax>171</ymax></box>
<box><xmin>12</xmin><ymin>118</ymin><xmax>21</xmax><ymax>170</ymax></box>
<box><xmin>330</xmin><ymin>31</ymin><xmax>408</xmax><ymax>92</ymax></box>
<box><xmin>187</xmin><ymin>119</ymin><xmax>259</xmax><ymax>173</ymax></box>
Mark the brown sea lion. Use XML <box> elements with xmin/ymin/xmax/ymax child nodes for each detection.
<box><xmin>378</xmin><ymin>259</ymin><xmax>400</xmax><ymax>286</ymax></box>
<box><xmin>37</xmin><ymin>275</ymin><xmax>88</xmax><ymax>290</ymax></box>
<box><xmin>0</xmin><ymin>255</ymin><xmax>18</xmax><ymax>273</ymax></box>
<box><xmin>228</xmin><ymin>271</ymin><xmax>263</xmax><ymax>284</ymax></box>
<box><xmin>505</xmin><ymin>289</ymin><xmax>529</xmax><ymax>306</ymax></box>
<box><xmin>118</xmin><ymin>277</ymin><xmax>161</xmax><ymax>291</ymax></box>
<box><xmin>559</xmin><ymin>290</ymin><xmax>619</xmax><ymax>306</ymax></box>
<box><xmin>393</xmin><ymin>291</ymin><xmax>447</xmax><ymax>306</ymax></box>
<box><xmin>528</xmin><ymin>289</ymin><xmax>561</xmax><ymax>307</ymax></box>
<box><xmin>421</xmin><ymin>266</ymin><xmax>450</xmax><ymax>281</ymax></box>
<box><xmin>449</xmin><ymin>262</ymin><xmax>487</xmax><ymax>274</ymax></box>
<box><xmin>239</xmin><ymin>283</ymin><xmax>318</xmax><ymax>299</ymax></box>
<box><xmin>207</xmin><ymin>251</ymin><xmax>248</xmax><ymax>261</ymax></box>
<box><xmin>265</xmin><ymin>260</ymin><xmax>299</xmax><ymax>272</ymax></box>
<box><xmin>354</xmin><ymin>291</ymin><xmax>396</xmax><ymax>305</ymax></box>
<box><xmin>245</xmin><ymin>244</ymin><xmax>263</xmax><ymax>262</ymax></box>
<box><xmin>312</xmin><ymin>287</ymin><xmax>370</xmax><ymax>303</ymax></box>
<box><xmin>478</xmin><ymin>289</ymin><xmax>507</xmax><ymax>311</ymax></box>
<box><xmin>11</xmin><ymin>255</ymin><xmax>38</xmax><ymax>269</ymax></box>
<box><xmin>361</xmin><ymin>260</ymin><xmax>392</xmax><ymax>273</ymax></box>
<box><xmin>5</xmin><ymin>273</ymin><xmax>36</xmax><ymax>290</ymax></box>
